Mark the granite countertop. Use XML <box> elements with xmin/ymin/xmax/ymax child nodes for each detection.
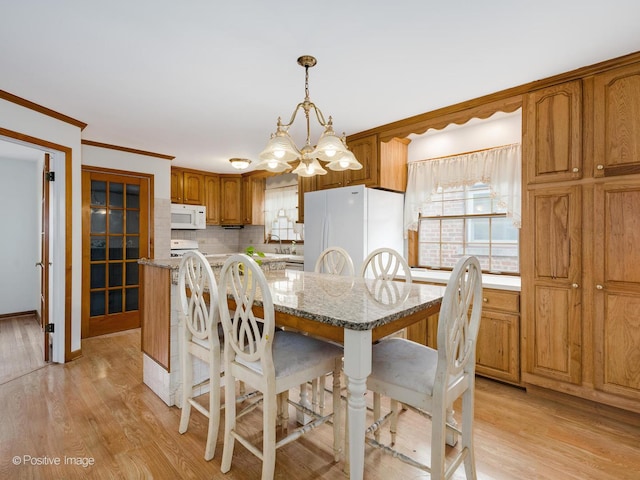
<box><xmin>138</xmin><ymin>253</ymin><xmax>299</xmax><ymax>270</ymax></box>
<box><xmin>255</xmin><ymin>270</ymin><xmax>445</xmax><ymax>331</ymax></box>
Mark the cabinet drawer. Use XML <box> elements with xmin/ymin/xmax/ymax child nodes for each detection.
<box><xmin>482</xmin><ymin>289</ymin><xmax>520</xmax><ymax>313</ymax></box>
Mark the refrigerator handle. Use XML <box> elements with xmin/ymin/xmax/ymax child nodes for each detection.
<box><xmin>323</xmin><ymin>214</ymin><xmax>330</xmax><ymax>250</ymax></box>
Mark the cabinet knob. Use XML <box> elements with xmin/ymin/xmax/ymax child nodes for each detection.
<box><xmin>483</xmin><ymin>297</ymin><xmax>488</xmax><ymax>303</ymax></box>
<box><xmin>596</xmin><ymin>164</ymin><xmax>604</xmax><ymax>170</ymax></box>
<box><xmin>596</xmin><ymin>284</ymin><xmax>604</xmax><ymax>290</ymax></box>
<box><xmin>572</xmin><ymin>167</ymin><xmax>579</xmax><ymax>173</ymax></box>
<box><xmin>571</xmin><ymin>283</ymin><xmax>579</xmax><ymax>289</ymax></box>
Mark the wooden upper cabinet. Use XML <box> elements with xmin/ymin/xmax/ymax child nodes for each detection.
<box><xmin>593</xmin><ymin>62</ymin><xmax>640</xmax><ymax>178</ymax></box>
<box><xmin>344</xmin><ymin>134</ymin><xmax>379</xmax><ymax>187</ymax></box>
<box><xmin>220</xmin><ymin>176</ymin><xmax>242</xmax><ymax>225</ymax></box>
<box><xmin>170</xmin><ymin>169</ymin><xmax>182</xmax><ymax>203</ymax></box>
<box><xmin>315</xmin><ymin>134</ymin><xmax>409</xmax><ymax>192</ymax></box>
<box><xmin>204</xmin><ymin>174</ymin><xmax>220</xmax><ymax>225</ymax></box>
<box><xmin>182</xmin><ymin>171</ymin><xmax>204</xmax><ymax>205</ymax></box>
<box><xmin>171</xmin><ymin>168</ymin><xmax>204</xmax><ymax>205</ymax></box>
<box><xmin>242</xmin><ymin>175</ymin><xmax>265</xmax><ymax>225</ymax></box>
<box><xmin>523</xmin><ymin>80</ymin><xmax>582</xmax><ymax>184</ymax></box>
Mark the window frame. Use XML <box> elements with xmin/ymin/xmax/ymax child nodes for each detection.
<box><xmin>416</xmin><ymin>183</ymin><xmax>520</xmax><ymax>275</ymax></box>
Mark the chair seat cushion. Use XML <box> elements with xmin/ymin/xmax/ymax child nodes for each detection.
<box><xmin>370</xmin><ymin>338</ymin><xmax>438</xmax><ymax>396</ymax></box>
<box><xmin>238</xmin><ymin>331</ymin><xmax>343</xmax><ymax>379</ymax></box>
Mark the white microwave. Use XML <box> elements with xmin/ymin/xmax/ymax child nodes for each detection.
<box><xmin>171</xmin><ymin>203</ymin><xmax>207</xmax><ymax>230</ymax></box>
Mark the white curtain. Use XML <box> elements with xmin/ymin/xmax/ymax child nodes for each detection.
<box><xmin>264</xmin><ymin>185</ymin><xmax>298</xmax><ymax>235</ymax></box>
<box><xmin>404</xmin><ymin>143</ymin><xmax>521</xmax><ymax>236</ymax></box>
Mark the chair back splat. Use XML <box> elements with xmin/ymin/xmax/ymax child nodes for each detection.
<box><xmin>314</xmin><ymin>246</ymin><xmax>355</xmax><ymax>276</ymax></box>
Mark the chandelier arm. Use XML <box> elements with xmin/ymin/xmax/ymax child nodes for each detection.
<box><xmin>308</xmin><ymin>102</ymin><xmax>329</xmax><ymax>128</ymax></box>
<box><xmin>279</xmin><ymin>102</ymin><xmax>307</xmax><ymax>128</ymax></box>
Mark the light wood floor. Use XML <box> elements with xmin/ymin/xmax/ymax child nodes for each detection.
<box><xmin>1</xmin><ymin>328</ymin><xmax>640</xmax><ymax>479</ymax></box>
<box><xmin>0</xmin><ymin>314</ymin><xmax>47</xmax><ymax>385</ymax></box>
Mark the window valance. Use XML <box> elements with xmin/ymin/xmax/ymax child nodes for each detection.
<box><xmin>404</xmin><ymin>143</ymin><xmax>521</xmax><ymax>236</ymax></box>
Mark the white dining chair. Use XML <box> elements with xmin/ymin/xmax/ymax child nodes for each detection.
<box><xmin>365</xmin><ymin>255</ymin><xmax>483</xmax><ymax>480</ymax></box>
<box><xmin>177</xmin><ymin>250</ymin><xmax>223</xmax><ymax>461</ymax></box>
<box><xmin>360</xmin><ymin>247</ymin><xmax>412</xmax><ymax>282</ymax></box>
<box><xmin>177</xmin><ymin>250</ymin><xmax>260</xmax><ymax>461</ymax></box>
<box><xmin>218</xmin><ymin>254</ymin><xmax>344</xmax><ymax>480</ymax></box>
<box><xmin>314</xmin><ymin>246</ymin><xmax>355</xmax><ymax>276</ymax></box>
<box><xmin>361</xmin><ymin>247</ymin><xmax>412</xmax><ymax>340</ymax></box>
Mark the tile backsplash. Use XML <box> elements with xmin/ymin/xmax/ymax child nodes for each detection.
<box><xmin>171</xmin><ymin>225</ymin><xmax>303</xmax><ymax>257</ymax></box>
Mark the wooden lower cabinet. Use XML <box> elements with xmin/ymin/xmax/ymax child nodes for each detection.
<box><xmin>407</xmin><ymin>284</ymin><xmax>521</xmax><ymax>385</ymax></box>
<box><xmin>475</xmin><ymin>293</ymin><xmax>520</xmax><ymax>384</ymax></box>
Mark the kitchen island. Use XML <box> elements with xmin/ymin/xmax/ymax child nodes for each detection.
<box><xmin>138</xmin><ymin>254</ymin><xmax>293</xmax><ymax>406</ymax></box>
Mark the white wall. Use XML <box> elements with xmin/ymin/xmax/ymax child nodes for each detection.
<box><xmin>0</xmin><ymin>157</ymin><xmax>41</xmax><ymax>315</ymax></box>
<box><xmin>408</xmin><ymin>110</ymin><xmax>522</xmax><ymax>162</ymax></box>
<box><xmin>81</xmin><ymin>144</ymin><xmax>172</xmax><ymax>258</ymax></box>
<box><xmin>1</xmin><ymin>97</ymin><xmax>83</xmax><ymax>358</ymax></box>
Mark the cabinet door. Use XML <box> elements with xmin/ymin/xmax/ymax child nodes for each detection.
<box><xmin>182</xmin><ymin>171</ymin><xmax>204</xmax><ymax>205</ymax></box>
<box><xmin>593</xmin><ymin>62</ymin><xmax>640</xmax><ymax>177</ymax></box>
<box><xmin>476</xmin><ymin>309</ymin><xmax>520</xmax><ymax>384</ymax></box>
<box><xmin>522</xmin><ymin>186</ymin><xmax>582</xmax><ymax>385</ymax></box>
<box><xmin>345</xmin><ymin>134</ymin><xmax>378</xmax><ymax>187</ymax></box>
<box><xmin>242</xmin><ymin>176</ymin><xmax>265</xmax><ymax>225</ymax></box>
<box><xmin>170</xmin><ymin>169</ymin><xmax>182</xmax><ymax>203</ymax></box>
<box><xmin>220</xmin><ymin>176</ymin><xmax>242</xmax><ymax>225</ymax></box>
<box><xmin>204</xmin><ymin>174</ymin><xmax>220</xmax><ymax>225</ymax></box>
<box><xmin>315</xmin><ymin>169</ymin><xmax>344</xmax><ymax>190</ymax></box>
<box><xmin>593</xmin><ymin>181</ymin><xmax>640</xmax><ymax>399</ymax></box>
<box><xmin>523</xmin><ymin>80</ymin><xmax>582</xmax><ymax>184</ymax></box>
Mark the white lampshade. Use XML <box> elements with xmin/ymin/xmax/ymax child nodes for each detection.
<box><xmin>310</xmin><ymin>127</ymin><xmax>350</xmax><ymax>162</ymax></box>
<box><xmin>292</xmin><ymin>158</ymin><xmax>327</xmax><ymax>177</ymax></box>
<box><xmin>326</xmin><ymin>149</ymin><xmax>363</xmax><ymax>171</ymax></box>
<box><xmin>253</xmin><ymin>158</ymin><xmax>291</xmax><ymax>173</ymax></box>
<box><xmin>259</xmin><ymin>128</ymin><xmax>299</xmax><ymax>163</ymax></box>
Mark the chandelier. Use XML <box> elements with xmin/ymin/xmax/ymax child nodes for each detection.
<box><xmin>255</xmin><ymin>55</ymin><xmax>362</xmax><ymax>177</ymax></box>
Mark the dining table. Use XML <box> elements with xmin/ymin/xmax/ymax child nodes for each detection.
<box><xmin>258</xmin><ymin>268</ymin><xmax>446</xmax><ymax>480</ymax></box>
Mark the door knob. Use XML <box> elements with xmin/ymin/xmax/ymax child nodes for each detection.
<box><xmin>35</xmin><ymin>262</ymin><xmax>44</xmax><ymax>268</ymax></box>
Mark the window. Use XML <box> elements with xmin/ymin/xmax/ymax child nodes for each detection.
<box><xmin>406</xmin><ymin>143</ymin><xmax>521</xmax><ymax>274</ymax></box>
<box><xmin>264</xmin><ymin>178</ymin><xmax>303</xmax><ymax>242</ymax></box>
<box><xmin>418</xmin><ymin>183</ymin><xmax>519</xmax><ymax>273</ymax></box>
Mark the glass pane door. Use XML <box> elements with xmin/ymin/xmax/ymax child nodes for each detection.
<box><xmin>82</xmin><ymin>169</ymin><xmax>150</xmax><ymax>337</ymax></box>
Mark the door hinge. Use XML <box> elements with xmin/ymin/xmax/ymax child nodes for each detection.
<box><xmin>46</xmin><ymin>171</ymin><xmax>55</xmax><ymax>181</ymax></box>
<box><xmin>44</xmin><ymin>323</ymin><xmax>54</xmax><ymax>333</ymax></box>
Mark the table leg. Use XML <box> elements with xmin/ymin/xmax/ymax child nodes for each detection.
<box><xmin>343</xmin><ymin>329</ymin><xmax>372</xmax><ymax>480</ymax></box>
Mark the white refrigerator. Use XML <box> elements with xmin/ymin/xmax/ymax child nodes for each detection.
<box><xmin>303</xmin><ymin>184</ymin><xmax>405</xmax><ymax>274</ymax></box>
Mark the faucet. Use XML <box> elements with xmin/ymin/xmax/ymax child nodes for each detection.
<box><xmin>270</xmin><ymin>234</ymin><xmax>282</xmax><ymax>254</ymax></box>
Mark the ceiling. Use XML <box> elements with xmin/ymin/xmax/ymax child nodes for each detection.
<box><xmin>1</xmin><ymin>1</ymin><xmax>639</xmax><ymax>173</ymax></box>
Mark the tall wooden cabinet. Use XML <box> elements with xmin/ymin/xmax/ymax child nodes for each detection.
<box><xmin>522</xmin><ymin>61</ymin><xmax>640</xmax><ymax>413</ymax></box>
